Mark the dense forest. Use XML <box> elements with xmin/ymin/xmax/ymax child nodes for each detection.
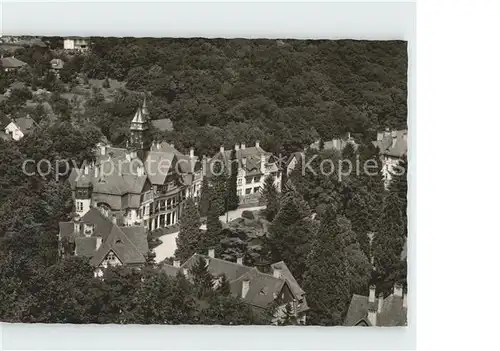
<box><xmin>2</xmin><ymin>37</ymin><xmax>407</xmax><ymax>157</ymax></box>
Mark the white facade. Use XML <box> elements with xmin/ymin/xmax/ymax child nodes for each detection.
<box><xmin>75</xmin><ymin>198</ymin><xmax>91</xmax><ymax>216</ymax></box>
<box><xmin>4</xmin><ymin>122</ymin><xmax>24</xmax><ymax>141</ymax></box>
<box><xmin>63</xmin><ymin>38</ymin><xmax>89</xmax><ymax>51</ymax></box>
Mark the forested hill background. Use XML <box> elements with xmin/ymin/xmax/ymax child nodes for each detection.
<box><xmin>3</xmin><ymin>37</ymin><xmax>408</xmax><ymax>156</ymax></box>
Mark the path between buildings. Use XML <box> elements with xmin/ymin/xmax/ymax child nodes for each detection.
<box><xmin>153</xmin><ymin>205</ymin><xmax>265</xmax><ymax>263</ymax></box>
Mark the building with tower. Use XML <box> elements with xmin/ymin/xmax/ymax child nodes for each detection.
<box><xmin>68</xmin><ymin>98</ymin><xmax>203</xmax><ymax>231</ymax></box>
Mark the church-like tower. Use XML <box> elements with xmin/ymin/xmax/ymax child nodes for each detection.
<box><xmin>129</xmin><ymin>97</ymin><xmax>150</xmax><ymax>160</ymax></box>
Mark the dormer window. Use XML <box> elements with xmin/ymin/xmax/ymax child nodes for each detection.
<box><xmin>83</xmin><ymin>224</ymin><xmax>94</xmax><ymax>236</ymax></box>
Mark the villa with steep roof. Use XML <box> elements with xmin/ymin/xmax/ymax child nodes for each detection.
<box><xmin>161</xmin><ymin>251</ymin><xmax>308</xmax><ymax>324</ymax></box>
<box><xmin>3</xmin><ymin>116</ymin><xmax>37</xmax><ymax>141</ymax></box>
<box><xmin>372</xmin><ymin>129</ymin><xmax>408</xmax><ymax>184</ymax></box>
<box><xmin>58</xmin><ymin>207</ymin><xmax>149</xmax><ymax>276</ymax></box>
<box><xmin>68</xmin><ymin>98</ymin><xmax>203</xmax><ymax>231</ymax></box>
<box><xmin>209</xmin><ymin>142</ymin><xmax>282</xmax><ymax>201</ymax></box>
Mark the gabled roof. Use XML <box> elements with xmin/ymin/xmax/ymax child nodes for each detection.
<box><xmin>75</xmin><ymin>237</ymin><xmax>98</xmax><ymax>257</ymax></box>
<box><xmin>230</xmin><ymin>267</ymin><xmax>286</xmax><ymax>308</ymax></box>
<box><xmin>344</xmin><ymin>292</ymin><xmax>407</xmax><ymax>326</ymax></box>
<box><xmin>10</xmin><ymin>116</ymin><xmax>36</xmax><ymax>135</ymax></box>
<box><xmin>208</xmin><ymin>145</ymin><xmax>275</xmax><ymax>177</ymax></box>
<box><xmin>131</xmin><ymin>107</ymin><xmax>147</xmax><ymax>124</ymax></box>
<box><xmin>162</xmin><ymin>254</ymin><xmax>307</xmax><ymax>311</ymax></box>
<box><xmin>60</xmin><ymin>209</ymin><xmax>148</xmax><ymax>267</ymax></box>
<box><xmin>89</xmin><ymin>224</ymin><xmax>146</xmax><ymax>266</ymax></box>
<box><xmin>1</xmin><ymin>56</ymin><xmax>27</xmax><ymax>68</ymax></box>
<box><xmin>151</xmin><ymin>118</ymin><xmax>173</xmax><ymax>132</ymax></box>
<box><xmin>286</xmin><ymin>152</ymin><xmax>304</xmax><ymax>167</ymax></box>
<box><xmin>181</xmin><ymin>254</ymin><xmax>253</xmax><ymax>282</ymax></box>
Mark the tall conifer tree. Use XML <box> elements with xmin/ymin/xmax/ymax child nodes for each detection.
<box><xmin>175</xmin><ymin>198</ymin><xmax>202</xmax><ymax>262</ymax></box>
<box><xmin>227</xmin><ymin>149</ymin><xmax>239</xmax><ymax>211</ymax></box>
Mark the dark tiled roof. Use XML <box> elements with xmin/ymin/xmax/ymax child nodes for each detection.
<box><xmin>89</xmin><ymin>224</ymin><xmax>146</xmax><ymax>266</ymax></box>
<box><xmin>182</xmin><ymin>254</ymin><xmax>253</xmax><ymax>282</ymax></box>
<box><xmin>373</xmin><ymin>130</ymin><xmax>407</xmax><ymax>158</ymax></box>
<box><xmin>172</xmin><ymin>254</ymin><xmax>307</xmax><ymax>311</ymax></box>
<box><xmin>378</xmin><ymin>295</ymin><xmax>407</xmax><ymax>326</ymax></box>
<box><xmin>75</xmin><ymin>237</ymin><xmax>98</xmax><ymax>257</ymax></box>
<box><xmin>1</xmin><ymin>56</ymin><xmax>27</xmax><ymax>68</ymax></box>
<box><xmin>120</xmin><ymin>226</ymin><xmax>149</xmax><ymax>255</ymax></box>
<box><xmin>271</xmin><ymin>261</ymin><xmax>305</xmax><ymax>296</ymax></box>
<box><xmin>81</xmin><ymin>207</ymin><xmax>114</xmax><ymax>238</ymax></box>
<box><xmin>344</xmin><ymin>294</ymin><xmax>370</xmax><ymax>326</ymax></box>
<box><xmin>286</xmin><ymin>152</ymin><xmax>304</xmax><ymax>167</ymax></box>
<box><xmin>230</xmin><ymin>268</ymin><xmax>285</xmax><ymax>308</ymax></box>
<box><xmin>59</xmin><ymin>221</ymin><xmax>75</xmax><ymax>240</ymax></box>
<box><xmin>208</xmin><ymin>145</ymin><xmax>278</xmax><ymax>178</ymax></box>
<box><xmin>13</xmin><ymin>117</ymin><xmax>35</xmax><ymax>135</ymax></box>
<box><xmin>344</xmin><ymin>292</ymin><xmax>407</xmax><ymax>326</ymax></box>
<box><xmin>145</xmin><ymin>151</ymin><xmax>174</xmax><ymax>185</ymax></box>
<box><xmin>151</xmin><ymin>118</ymin><xmax>173</xmax><ymax>132</ymax></box>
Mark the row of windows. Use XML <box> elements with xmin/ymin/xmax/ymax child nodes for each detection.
<box><xmin>237</xmin><ymin>186</ymin><xmax>261</xmax><ymax>196</ymax></box>
<box><xmin>238</xmin><ymin>176</ymin><xmax>262</xmax><ymax>186</ymax></box>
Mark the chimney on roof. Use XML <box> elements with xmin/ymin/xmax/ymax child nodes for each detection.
<box><xmin>208</xmin><ymin>249</ymin><xmax>215</xmax><ymax>258</ymax></box>
<box><xmin>237</xmin><ymin>256</ymin><xmax>243</xmax><ymax>265</ymax></box>
<box><xmin>255</xmin><ymin>140</ymin><xmax>260</xmax><ymax>148</ymax></box>
<box><xmin>241</xmin><ymin>143</ymin><xmax>246</xmax><ymax>150</ymax></box>
<box><xmin>100</xmin><ymin>145</ymin><xmax>106</xmax><ymax>156</ymax></box>
<box><xmin>403</xmin><ymin>293</ymin><xmax>408</xmax><ymax>309</ymax></box>
<box><xmin>96</xmin><ymin>237</ymin><xmax>102</xmax><ymax>250</ymax></box>
<box><xmin>368</xmin><ymin>285</ymin><xmax>376</xmax><ymax>303</ymax></box>
<box><xmin>220</xmin><ymin>145</ymin><xmax>224</xmax><ymax>154</ymax></box>
<box><xmin>367</xmin><ymin>308</ymin><xmax>377</xmax><ymax>326</ymax></box>
<box><xmin>173</xmin><ymin>260</ymin><xmax>180</xmax><ymax>268</ymax></box>
<box><xmin>189</xmin><ymin>147</ymin><xmax>194</xmax><ymax>158</ymax></box>
<box><xmin>273</xmin><ymin>267</ymin><xmax>282</xmax><ymax>278</ymax></box>
<box><xmin>84</xmin><ymin>164</ymin><xmax>89</xmax><ymax>175</ymax></box>
<box><xmin>242</xmin><ymin>279</ymin><xmax>250</xmax><ymax>298</ymax></box>
<box><xmin>393</xmin><ymin>283</ymin><xmax>403</xmax><ymax>297</ymax></box>
<box><xmin>260</xmin><ymin>154</ymin><xmax>266</xmax><ymax>173</ymax></box>
<box><xmin>234</xmin><ymin>144</ymin><xmax>239</xmax><ymax>151</ymax></box>
<box><xmin>137</xmin><ymin>163</ymin><xmax>145</xmax><ymax>177</ymax></box>
<box><xmin>377</xmin><ymin>293</ymin><xmax>384</xmax><ymax>313</ymax></box>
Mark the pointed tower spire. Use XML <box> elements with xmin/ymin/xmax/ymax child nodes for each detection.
<box><xmin>141</xmin><ymin>92</ymin><xmax>149</xmax><ymax>120</ymax></box>
<box><xmin>129</xmin><ymin>96</ymin><xmax>151</xmax><ymax>160</ymax></box>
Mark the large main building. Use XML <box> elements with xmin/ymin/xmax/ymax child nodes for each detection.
<box><xmin>69</xmin><ymin>99</ymin><xmax>203</xmax><ymax>231</ymax></box>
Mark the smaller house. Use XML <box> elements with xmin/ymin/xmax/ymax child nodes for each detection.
<box><xmin>3</xmin><ymin>116</ymin><xmax>37</xmax><ymax>141</ymax></box>
<box><xmin>161</xmin><ymin>251</ymin><xmax>308</xmax><ymax>324</ymax></box>
<box><xmin>344</xmin><ymin>283</ymin><xmax>408</xmax><ymax>326</ymax></box>
<box><xmin>151</xmin><ymin>118</ymin><xmax>174</xmax><ymax>132</ymax></box>
<box><xmin>58</xmin><ymin>207</ymin><xmax>149</xmax><ymax>277</ymax></box>
<box><xmin>208</xmin><ymin>141</ymin><xmax>282</xmax><ymax>200</ymax></box>
<box><xmin>372</xmin><ymin>129</ymin><xmax>408</xmax><ymax>184</ymax></box>
<box><xmin>1</xmin><ymin>56</ymin><xmax>28</xmax><ymax>72</ymax></box>
<box><xmin>50</xmin><ymin>58</ymin><xmax>64</xmax><ymax>71</ymax></box>
<box><xmin>63</xmin><ymin>37</ymin><xmax>89</xmax><ymax>51</ymax></box>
